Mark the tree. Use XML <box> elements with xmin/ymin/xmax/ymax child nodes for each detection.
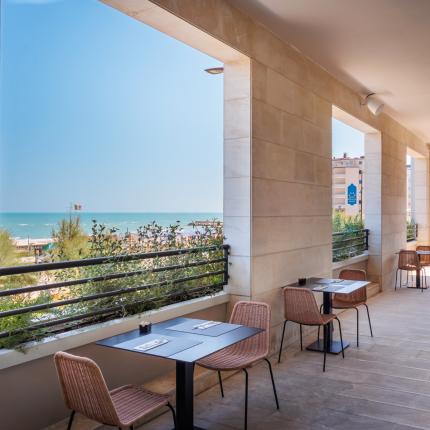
<box><xmin>51</xmin><ymin>217</ymin><xmax>89</xmax><ymax>261</ymax></box>
<box><xmin>0</xmin><ymin>229</ymin><xmax>17</xmax><ymax>267</ymax></box>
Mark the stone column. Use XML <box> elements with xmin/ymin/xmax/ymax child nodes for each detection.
<box><xmin>412</xmin><ymin>157</ymin><xmax>430</xmax><ymax>244</ymax></box>
<box><xmin>223</xmin><ymin>59</ymin><xmax>252</xmax><ymax>301</ymax></box>
<box><xmin>364</xmin><ymin>132</ymin><xmax>382</xmax><ymax>285</ymax></box>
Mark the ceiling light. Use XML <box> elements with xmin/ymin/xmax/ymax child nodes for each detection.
<box><xmin>361</xmin><ymin>93</ymin><xmax>384</xmax><ymax>116</ymax></box>
<box><xmin>204</xmin><ymin>67</ymin><xmax>224</xmax><ymax>75</ymax></box>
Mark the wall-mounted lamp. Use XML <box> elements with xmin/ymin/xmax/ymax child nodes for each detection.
<box><xmin>361</xmin><ymin>93</ymin><xmax>384</xmax><ymax>116</ymax></box>
<box><xmin>204</xmin><ymin>67</ymin><xmax>224</xmax><ymax>75</ymax></box>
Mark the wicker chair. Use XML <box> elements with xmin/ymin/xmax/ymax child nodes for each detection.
<box><xmin>54</xmin><ymin>352</ymin><xmax>176</xmax><ymax>430</ymax></box>
<box><xmin>395</xmin><ymin>249</ymin><xmax>425</xmax><ymax>291</ymax></box>
<box><xmin>278</xmin><ymin>287</ymin><xmax>345</xmax><ymax>372</ymax></box>
<box><xmin>417</xmin><ymin>245</ymin><xmax>430</xmax><ymax>287</ymax></box>
<box><xmin>197</xmin><ymin>301</ymin><xmax>279</xmax><ymax>430</ymax></box>
<box><xmin>330</xmin><ymin>269</ymin><xmax>373</xmax><ymax>348</ymax></box>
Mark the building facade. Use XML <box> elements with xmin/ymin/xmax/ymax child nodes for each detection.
<box><xmin>332</xmin><ymin>154</ymin><xmax>364</xmax><ymax>216</ymax></box>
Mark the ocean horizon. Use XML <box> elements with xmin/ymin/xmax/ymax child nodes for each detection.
<box><xmin>0</xmin><ymin>212</ymin><xmax>223</xmax><ymax>240</ymax></box>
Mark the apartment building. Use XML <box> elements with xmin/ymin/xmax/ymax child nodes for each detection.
<box><xmin>332</xmin><ymin>154</ymin><xmax>364</xmax><ymax>216</ymax></box>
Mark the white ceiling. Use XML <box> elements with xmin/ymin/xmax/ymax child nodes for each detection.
<box><xmin>232</xmin><ymin>0</ymin><xmax>430</xmax><ymax>142</ymax></box>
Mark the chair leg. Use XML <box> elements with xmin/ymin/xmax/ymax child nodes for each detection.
<box><xmin>323</xmin><ymin>325</ymin><xmax>327</xmax><ymax>372</ymax></box>
<box><xmin>218</xmin><ymin>370</ymin><xmax>224</xmax><ymax>398</ymax></box>
<box><xmin>395</xmin><ymin>268</ymin><xmax>398</xmax><ymax>290</ymax></box>
<box><xmin>335</xmin><ymin>317</ymin><xmax>345</xmax><ymax>359</ymax></box>
<box><xmin>299</xmin><ymin>324</ymin><xmax>303</xmax><ymax>351</ymax></box>
<box><xmin>364</xmin><ymin>304</ymin><xmax>373</xmax><ymax>337</ymax></box>
<box><xmin>355</xmin><ymin>307</ymin><xmax>359</xmax><ymax>348</ymax></box>
<box><xmin>278</xmin><ymin>320</ymin><xmax>287</xmax><ymax>363</ymax></box>
<box><xmin>67</xmin><ymin>411</ymin><xmax>75</xmax><ymax>430</ymax></box>
<box><xmin>167</xmin><ymin>402</ymin><xmax>177</xmax><ymax>429</ymax></box>
<box><xmin>243</xmin><ymin>368</ymin><xmax>248</xmax><ymax>430</ymax></box>
<box><xmin>264</xmin><ymin>358</ymin><xmax>279</xmax><ymax>410</ymax></box>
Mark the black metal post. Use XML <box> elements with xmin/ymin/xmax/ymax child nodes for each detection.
<box><xmin>323</xmin><ymin>291</ymin><xmax>332</xmax><ymax>347</ymax></box>
<box><xmin>175</xmin><ymin>362</ymin><xmax>205</xmax><ymax>430</ymax></box>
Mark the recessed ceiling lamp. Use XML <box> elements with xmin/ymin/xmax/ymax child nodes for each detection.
<box><xmin>361</xmin><ymin>93</ymin><xmax>384</xmax><ymax>116</ymax></box>
<box><xmin>204</xmin><ymin>67</ymin><xmax>224</xmax><ymax>75</ymax></box>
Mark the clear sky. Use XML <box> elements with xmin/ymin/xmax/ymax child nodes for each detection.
<box><xmin>1</xmin><ymin>0</ymin><xmax>365</xmax><ymax>214</ymax></box>
<box><xmin>332</xmin><ymin>118</ymin><xmax>364</xmax><ymax>158</ymax></box>
<box><xmin>0</xmin><ymin>0</ymin><xmax>223</xmax><ymax>213</ymax></box>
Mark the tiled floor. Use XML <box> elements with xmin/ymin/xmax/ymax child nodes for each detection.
<box><xmin>64</xmin><ymin>287</ymin><xmax>430</xmax><ymax>430</ymax></box>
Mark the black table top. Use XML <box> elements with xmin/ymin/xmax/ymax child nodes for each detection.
<box><xmin>96</xmin><ymin>317</ymin><xmax>262</xmax><ymax>363</ymax></box>
<box><xmin>285</xmin><ymin>277</ymin><xmax>369</xmax><ymax>294</ymax></box>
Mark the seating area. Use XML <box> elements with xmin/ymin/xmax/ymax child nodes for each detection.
<box><xmin>396</xmin><ymin>247</ymin><xmax>430</xmax><ymax>291</ymax></box>
<box><xmin>49</xmin><ymin>269</ymin><xmax>416</xmax><ymax>430</ymax></box>
<box><xmin>52</xmin><ymin>286</ymin><xmax>430</xmax><ymax>430</ymax></box>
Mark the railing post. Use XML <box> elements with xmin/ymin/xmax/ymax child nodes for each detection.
<box><xmin>223</xmin><ymin>245</ymin><xmax>229</xmax><ymax>285</ymax></box>
<box><xmin>365</xmin><ymin>229</ymin><xmax>369</xmax><ymax>250</ymax></box>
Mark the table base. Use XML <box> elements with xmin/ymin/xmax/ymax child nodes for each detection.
<box><xmin>172</xmin><ymin>427</ymin><xmax>206</xmax><ymax>430</ymax></box>
<box><xmin>306</xmin><ymin>339</ymin><xmax>349</xmax><ymax>355</ymax></box>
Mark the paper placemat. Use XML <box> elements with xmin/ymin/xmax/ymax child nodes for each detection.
<box><xmin>116</xmin><ymin>334</ymin><xmax>202</xmax><ymax>357</ymax></box>
<box><xmin>313</xmin><ymin>285</ymin><xmax>346</xmax><ymax>292</ymax></box>
<box><xmin>134</xmin><ymin>338</ymin><xmax>169</xmax><ymax>352</ymax></box>
<box><xmin>167</xmin><ymin>319</ymin><xmax>242</xmax><ymax>337</ymax></box>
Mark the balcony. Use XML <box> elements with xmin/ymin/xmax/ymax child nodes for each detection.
<box><xmin>3</xmin><ymin>0</ymin><xmax>430</xmax><ymax>429</ymax></box>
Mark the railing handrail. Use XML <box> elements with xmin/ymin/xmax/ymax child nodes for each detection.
<box><xmin>0</xmin><ymin>244</ymin><xmax>230</xmax><ymax>346</ymax></box>
<box><xmin>0</xmin><ymin>244</ymin><xmax>229</xmax><ymax>276</ymax></box>
<box><xmin>332</xmin><ymin>228</ymin><xmax>369</xmax><ymax>262</ymax></box>
<box><xmin>332</xmin><ymin>228</ymin><xmax>368</xmax><ymax>236</ymax></box>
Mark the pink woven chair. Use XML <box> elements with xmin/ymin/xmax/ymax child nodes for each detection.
<box><xmin>395</xmin><ymin>249</ymin><xmax>425</xmax><ymax>291</ymax></box>
<box><xmin>330</xmin><ymin>269</ymin><xmax>373</xmax><ymax>347</ymax></box>
<box><xmin>278</xmin><ymin>287</ymin><xmax>345</xmax><ymax>372</ymax></box>
<box><xmin>417</xmin><ymin>245</ymin><xmax>430</xmax><ymax>288</ymax></box>
<box><xmin>54</xmin><ymin>351</ymin><xmax>176</xmax><ymax>430</ymax></box>
<box><xmin>197</xmin><ymin>301</ymin><xmax>279</xmax><ymax>430</ymax></box>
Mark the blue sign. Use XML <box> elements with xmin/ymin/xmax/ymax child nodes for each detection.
<box><xmin>347</xmin><ymin>183</ymin><xmax>357</xmax><ymax>205</ymax></box>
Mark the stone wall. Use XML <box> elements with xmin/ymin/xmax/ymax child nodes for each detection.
<box><xmin>102</xmin><ymin>0</ymin><xmax>429</xmax><ymax>346</ymax></box>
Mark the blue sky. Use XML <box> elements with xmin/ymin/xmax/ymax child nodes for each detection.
<box><xmin>332</xmin><ymin>118</ymin><xmax>364</xmax><ymax>158</ymax></box>
<box><xmin>0</xmin><ymin>0</ymin><xmax>223</xmax><ymax>212</ymax></box>
<box><xmin>0</xmin><ymin>0</ymin><xmax>363</xmax><ymax>213</ymax></box>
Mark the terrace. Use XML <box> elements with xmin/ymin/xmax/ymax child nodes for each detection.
<box><xmin>2</xmin><ymin>1</ymin><xmax>430</xmax><ymax>429</ymax></box>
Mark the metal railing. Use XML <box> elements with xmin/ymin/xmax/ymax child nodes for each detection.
<box><xmin>407</xmin><ymin>223</ymin><xmax>418</xmax><ymax>242</ymax></box>
<box><xmin>0</xmin><ymin>245</ymin><xmax>229</xmax><ymax>347</ymax></box>
<box><xmin>332</xmin><ymin>229</ymin><xmax>369</xmax><ymax>262</ymax></box>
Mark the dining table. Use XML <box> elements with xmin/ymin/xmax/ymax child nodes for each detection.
<box><xmin>97</xmin><ymin>317</ymin><xmax>262</xmax><ymax>430</ymax></box>
<box><xmin>286</xmin><ymin>277</ymin><xmax>369</xmax><ymax>354</ymax></box>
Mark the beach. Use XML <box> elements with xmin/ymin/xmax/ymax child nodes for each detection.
<box><xmin>0</xmin><ymin>212</ymin><xmax>223</xmax><ymax>240</ymax></box>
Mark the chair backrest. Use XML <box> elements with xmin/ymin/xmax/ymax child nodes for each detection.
<box><xmin>336</xmin><ymin>269</ymin><xmax>367</xmax><ymax>303</ymax></box>
<box><xmin>417</xmin><ymin>245</ymin><xmax>430</xmax><ymax>264</ymax></box>
<box><xmin>229</xmin><ymin>301</ymin><xmax>271</xmax><ymax>357</ymax></box>
<box><xmin>283</xmin><ymin>287</ymin><xmax>324</xmax><ymax>326</ymax></box>
<box><xmin>54</xmin><ymin>352</ymin><xmax>119</xmax><ymax>426</ymax></box>
<box><xmin>398</xmin><ymin>250</ymin><xmax>420</xmax><ymax>270</ymax></box>
<box><xmin>339</xmin><ymin>269</ymin><xmax>366</xmax><ymax>281</ymax></box>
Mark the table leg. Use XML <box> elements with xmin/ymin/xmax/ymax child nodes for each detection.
<box><xmin>306</xmin><ymin>291</ymin><xmax>349</xmax><ymax>355</ymax></box>
<box><xmin>175</xmin><ymin>361</ymin><xmax>206</xmax><ymax>430</ymax></box>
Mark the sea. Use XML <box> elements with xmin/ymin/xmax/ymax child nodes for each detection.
<box><xmin>0</xmin><ymin>212</ymin><xmax>223</xmax><ymax>240</ymax></box>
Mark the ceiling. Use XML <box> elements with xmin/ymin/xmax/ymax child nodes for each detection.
<box><xmin>232</xmin><ymin>0</ymin><xmax>430</xmax><ymax>142</ymax></box>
